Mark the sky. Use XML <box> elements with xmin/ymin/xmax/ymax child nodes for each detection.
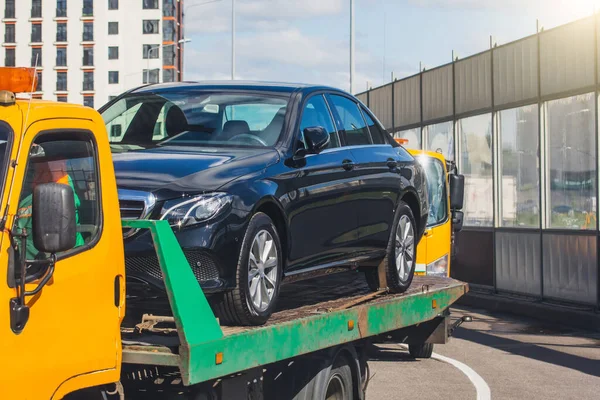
<box><xmin>182</xmin><ymin>0</ymin><xmax>600</xmax><ymax>94</ymax></box>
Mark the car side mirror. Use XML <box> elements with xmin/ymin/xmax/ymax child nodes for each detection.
<box><xmin>452</xmin><ymin>210</ymin><xmax>464</xmax><ymax>232</ymax></box>
<box><xmin>33</xmin><ymin>183</ymin><xmax>77</xmax><ymax>254</ymax></box>
<box><xmin>449</xmin><ymin>174</ymin><xmax>464</xmax><ymax>210</ymax></box>
<box><xmin>303</xmin><ymin>126</ymin><xmax>330</xmax><ymax>154</ymax></box>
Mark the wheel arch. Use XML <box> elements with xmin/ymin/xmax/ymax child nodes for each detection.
<box><xmin>253</xmin><ymin>196</ymin><xmax>289</xmax><ymax>266</ymax></box>
<box><xmin>400</xmin><ymin>189</ymin><xmax>425</xmax><ymax>242</ymax></box>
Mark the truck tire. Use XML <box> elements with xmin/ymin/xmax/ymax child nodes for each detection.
<box><xmin>292</xmin><ymin>355</ymin><xmax>354</xmax><ymax>400</ymax></box>
<box><xmin>409</xmin><ymin>343</ymin><xmax>434</xmax><ymax>359</ymax></box>
<box><xmin>214</xmin><ymin>212</ymin><xmax>283</xmax><ymax>326</ymax></box>
<box><xmin>364</xmin><ymin>200</ymin><xmax>417</xmax><ymax>293</ymax></box>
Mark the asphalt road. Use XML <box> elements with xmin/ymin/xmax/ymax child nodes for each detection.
<box><xmin>366</xmin><ymin>306</ymin><xmax>600</xmax><ymax>400</ymax></box>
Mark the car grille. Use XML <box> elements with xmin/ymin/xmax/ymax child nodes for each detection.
<box><xmin>118</xmin><ymin>189</ymin><xmax>156</xmax><ymax>239</ymax></box>
<box><xmin>125</xmin><ymin>251</ymin><xmax>220</xmax><ymax>283</ymax></box>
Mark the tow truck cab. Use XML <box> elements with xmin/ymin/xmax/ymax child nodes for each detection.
<box><xmin>0</xmin><ymin>68</ymin><xmax>125</xmax><ymax>400</ymax></box>
<box><xmin>396</xmin><ymin>139</ymin><xmax>464</xmax><ymax>278</ymax></box>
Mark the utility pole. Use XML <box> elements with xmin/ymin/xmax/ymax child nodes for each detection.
<box><xmin>350</xmin><ymin>0</ymin><xmax>355</xmax><ymax>94</ymax></box>
<box><xmin>232</xmin><ymin>0</ymin><xmax>236</xmax><ymax>80</ymax></box>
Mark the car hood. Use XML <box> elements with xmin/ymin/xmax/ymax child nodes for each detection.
<box><xmin>112</xmin><ymin>145</ymin><xmax>279</xmax><ymax>199</ymax></box>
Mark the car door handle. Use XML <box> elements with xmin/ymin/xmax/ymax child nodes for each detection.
<box><xmin>387</xmin><ymin>159</ymin><xmax>398</xmax><ymax>169</ymax></box>
<box><xmin>342</xmin><ymin>159</ymin><xmax>355</xmax><ymax>171</ymax></box>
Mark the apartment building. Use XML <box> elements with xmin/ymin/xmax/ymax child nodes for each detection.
<box><xmin>1</xmin><ymin>0</ymin><xmax>185</xmax><ymax>108</ymax></box>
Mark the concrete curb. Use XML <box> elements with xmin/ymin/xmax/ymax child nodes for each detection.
<box><xmin>456</xmin><ymin>291</ymin><xmax>600</xmax><ymax>332</ymax></box>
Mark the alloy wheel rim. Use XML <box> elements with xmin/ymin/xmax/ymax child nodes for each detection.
<box><xmin>395</xmin><ymin>215</ymin><xmax>415</xmax><ymax>282</ymax></box>
<box><xmin>248</xmin><ymin>230</ymin><xmax>278</xmax><ymax>312</ymax></box>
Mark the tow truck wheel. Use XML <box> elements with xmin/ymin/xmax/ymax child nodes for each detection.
<box><xmin>409</xmin><ymin>343</ymin><xmax>434</xmax><ymax>359</ymax></box>
<box><xmin>214</xmin><ymin>212</ymin><xmax>283</xmax><ymax>326</ymax></box>
<box><xmin>292</xmin><ymin>354</ymin><xmax>355</xmax><ymax>400</ymax></box>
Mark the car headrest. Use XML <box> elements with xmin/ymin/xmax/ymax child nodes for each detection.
<box><xmin>223</xmin><ymin>120</ymin><xmax>250</xmax><ymax>137</ymax></box>
<box><xmin>165</xmin><ymin>106</ymin><xmax>188</xmax><ymax>137</ymax></box>
<box><xmin>261</xmin><ymin>107</ymin><xmax>286</xmax><ymax>144</ymax></box>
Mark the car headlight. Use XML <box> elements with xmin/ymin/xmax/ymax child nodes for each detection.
<box><xmin>426</xmin><ymin>254</ymin><xmax>448</xmax><ymax>277</ymax></box>
<box><xmin>160</xmin><ymin>193</ymin><xmax>233</xmax><ymax>228</ymax></box>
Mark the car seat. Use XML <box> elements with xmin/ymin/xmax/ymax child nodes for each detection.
<box><xmin>164</xmin><ymin>105</ymin><xmax>189</xmax><ymax>138</ymax></box>
<box><xmin>221</xmin><ymin>120</ymin><xmax>250</xmax><ymax>141</ymax></box>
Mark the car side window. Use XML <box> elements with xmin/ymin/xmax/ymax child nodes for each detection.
<box><xmin>329</xmin><ymin>95</ymin><xmax>372</xmax><ymax>146</ymax></box>
<box><xmin>361</xmin><ymin>106</ymin><xmax>388</xmax><ymax>145</ymax></box>
<box><xmin>14</xmin><ymin>132</ymin><xmax>101</xmax><ymax>269</ymax></box>
<box><xmin>298</xmin><ymin>95</ymin><xmax>339</xmax><ymax>149</ymax></box>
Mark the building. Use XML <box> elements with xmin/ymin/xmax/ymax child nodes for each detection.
<box><xmin>357</xmin><ymin>15</ymin><xmax>600</xmax><ymax>310</ymax></box>
<box><xmin>1</xmin><ymin>0</ymin><xmax>185</xmax><ymax>108</ymax></box>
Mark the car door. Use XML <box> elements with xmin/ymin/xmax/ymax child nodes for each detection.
<box><xmin>0</xmin><ymin>119</ymin><xmax>124</xmax><ymax>399</ymax></box>
<box><xmin>284</xmin><ymin>94</ymin><xmax>362</xmax><ymax>272</ymax></box>
<box><xmin>327</xmin><ymin>94</ymin><xmax>403</xmax><ymax>254</ymax></box>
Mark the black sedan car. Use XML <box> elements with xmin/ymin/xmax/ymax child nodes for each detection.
<box><xmin>100</xmin><ymin>82</ymin><xmax>428</xmax><ymax>325</ymax></box>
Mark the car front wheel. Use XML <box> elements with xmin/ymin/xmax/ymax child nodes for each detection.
<box><xmin>214</xmin><ymin>212</ymin><xmax>282</xmax><ymax>326</ymax></box>
<box><xmin>365</xmin><ymin>200</ymin><xmax>417</xmax><ymax>293</ymax></box>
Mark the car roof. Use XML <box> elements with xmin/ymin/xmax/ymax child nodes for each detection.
<box><xmin>129</xmin><ymin>81</ymin><xmax>350</xmax><ymax>96</ymax></box>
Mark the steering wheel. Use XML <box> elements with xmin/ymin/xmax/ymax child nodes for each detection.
<box><xmin>228</xmin><ymin>133</ymin><xmax>268</xmax><ymax>146</ymax></box>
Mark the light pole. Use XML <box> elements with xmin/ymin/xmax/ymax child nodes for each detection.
<box><xmin>232</xmin><ymin>0</ymin><xmax>235</xmax><ymax>80</ymax></box>
<box><xmin>146</xmin><ymin>38</ymin><xmax>191</xmax><ymax>84</ymax></box>
<box><xmin>350</xmin><ymin>0</ymin><xmax>354</xmax><ymax>94</ymax></box>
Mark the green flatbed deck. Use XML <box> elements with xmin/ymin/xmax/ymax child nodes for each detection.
<box><xmin>119</xmin><ymin>220</ymin><xmax>468</xmax><ymax>387</ymax></box>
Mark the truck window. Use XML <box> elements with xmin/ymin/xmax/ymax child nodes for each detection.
<box><xmin>423</xmin><ymin>157</ymin><xmax>448</xmax><ymax>227</ymax></box>
<box><xmin>0</xmin><ymin>123</ymin><xmax>11</xmax><ymax>203</ymax></box>
<box><xmin>14</xmin><ymin>132</ymin><xmax>101</xmax><ymax>269</ymax></box>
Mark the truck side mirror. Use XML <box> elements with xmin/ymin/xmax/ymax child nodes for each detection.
<box><xmin>449</xmin><ymin>174</ymin><xmax>464</xmax><ymax>210</ymax></box>
<box><xmin>33</xmin><ymin>183</ymin><xmax>77</xmax><ymax>254</ymax></box>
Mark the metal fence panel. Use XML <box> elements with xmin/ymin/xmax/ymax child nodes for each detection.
<box><xmin>455</xmin><ymin>52</ymin><xmax>492</xmax><ymax>114</ymax></box>
<box><xmin>367</xmin><ymin>85</ymin><xmax>393</xmax><ymax>130</ymax></box>
<box><xmin>493</xmin><ymin>37</ymin><xmax>539</xmax><ymax>106</ymax></box>
<box><xmin>393</xmin><ymin>75</ymin><xmax>421</xmax><ymax>128</ymax></box>
<box><xmin>356</xmin><ymin>92</ymin><xmax>368</xmax><ymax>106</ymax></box>
<box><xmin>422</xmin><ymin>64</ymin><xmax>453</xmax><ymax>122</ymax></box>
<box><xmin>495</xmin><ymin>231</ymin><xmax>541</xmax><ymax>296</ymax></box>
<box><xmin>542</xmin><ymin>233</ymin><xmax>597</xmax><ymax>304</ymax></box>
<box><xmin>540</xmin><ymin>17</ymin><xmax>595</xmax><ymax>97</ymax></box>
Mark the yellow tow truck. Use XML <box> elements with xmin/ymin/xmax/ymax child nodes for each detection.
<box><xmin>0</xmin><ymin>68</ymin><xmax>469</xmax><ymax>399</ymax></box>
<box><xmin>395</xmin><ymin>138</ymin><xmax>464</xmax><ymax>278</ymax></box>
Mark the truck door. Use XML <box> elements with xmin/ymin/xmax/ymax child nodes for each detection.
<box><xmin>0</xmin><ymin>118</ymin><xmax>125</xmax><ymax>399</ymax></box>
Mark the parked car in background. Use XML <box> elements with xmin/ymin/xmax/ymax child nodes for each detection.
<box><xmin>100</xmin><ymin>82</ymin><xmax>428</xmax><ymax>325</ymax></box>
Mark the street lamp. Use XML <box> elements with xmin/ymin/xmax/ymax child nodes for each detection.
<box><xmin>146</xmin><ymin>38</ymin><xmax>192</xmax><ymax>84</ymax></box>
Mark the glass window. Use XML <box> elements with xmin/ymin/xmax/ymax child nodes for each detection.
<box><xmin>418</xmin><ymin>156</ymin><xmax>448</xmax><ymax>227</ymax></box>
<box><xmin>56</xmin><ymin>72</ymin><xmax>67</xmax><ymax>91</ymax></box>
<box><xmin>361</xmin><ymin>106</ymin><xmax>388</xmax><ymax>144</ymax></box>
<box><xmin>56</xmin><ymin>0</ymin><xmax>67</xmax><ymax>17</ymax></box>
<box><xmin>5</xmin><ymin>24</ymin><xmax>15</xmax><ymax>43</ymax></box>
<box><xmin>56</xmin><ymin>22</ymin><xmax>67</xmax><ymax>42</ymax></box>
<box><xmin>329</xmin><ymin>94</ymin><xmax>371</xmax><ymax>146</ymax></box>
<box><xmin>298</xmin><ymin>95</ymin><xmax>339</xmax><ymax>149</ymax></box>
<box><xmin>31</xmin><ymin>24</ymin><xmax>42</xmax><ymax>43</ymax></box>
<box><xmin>395</xmin><ymin>128</ymin><xmax>421</xmax><ymax>149</ymax></box>
<box><xmin>459</xmin><ymin>114</ymin><xmax>493</xmax><ymax>227</ymax></box>
<box><xmin>425</xmin><ymin>121</ymin><xmax>454</xmax><ymax>160</ymax></box>
<box><xmin>163</xmin><ymin>69</ymin><xmax>175</xmax><ymax>83</ymax></box>
<box><xmin>83</xmin><ymin>48</ymin><xmax>94</xmax><ymax>66</ymax></box>
<box><xmin>546</xmin><ymin>93</ymin><xmax>596</xmax><ymax>230</ymax></box>
<box><xmin>498</xmin><ymin>105</ymin><xmax>540</xmax><ymax>228</ymax></box>
<box><xmin>142</xmin><ymin>69</ymin><xmax>159</xmax><ymax>84</ymax></box>
<box><xmin>163</xmin><ymin>20</ymin><xmax>176</xmax><ymax>42</ymax></box>
<box><xmin>108</xmin><ymin>46</ymin><xmax>119</xmax><ymax>60</ymax></box>
<box><xmin>5</xmin><ymin>48</ymin><xmax>15</xmax><ymax>67</ymax></box>
<box><xmin>0</xmin><ymin>125</ymin><xmax>11</xmax><ymax>202</ymax></box>
<box><xmin>56</xmin><ymin>47</ymin><xmax>67</xmax><ymax>66</ymax></box>
<box><xmin>83</xmin><ymin>0</ymin><xmax>93</xmax><ymax>16</ymax></box>
<box><xmin>13</xmin><ymin>133</ymin><xmax>100</xmax><ymax>265</ymax></box>
<box><xmin>143</xmin><ymin>0</ymin><xmax>159</xmax><ymax>9</ymax></box>
<box><xmin>109</xmin><ymin>0</ymin><xmax>119</xmax><ymax>10</ymax></box>
<box><xmin>163</xmin><ymin>0</ymin><xmax>175</xmax><ymax>16</ymax></box>
<box><xmin>83</xmin><ymin>71</ymin><xmax>94</xmax><ymax>91</ymax></box>
<box><xmin>83</xmin><ymin>97</ymin><xmax>94</xmax><ymax>108</ymax></box>
<box><xmin>102</xmin><ymin>92</ymin><xmax>290</xmax><ymax>148</ymax></box>
<box><xmin>31</xmin><ymin>0</ymin><xmax>42</xmax><ymax>18</ymax></box>
<box><xmin>57</xmin><ymin>95</ymin><xmax>67</xmax><ymax>102</ymax></box>
<box><xmin>36</xmin><ymin>72</ymin><xmax>42</xmax><ymax>92</ymax></box>
<box><xmin>31</xmin><ymin>48</ymin><xmax>42</xmax><ymax>67</ymax></box>
<box><xmin>108</xmin><ymin>71</ymin><xmax>119</xmax><ymax>84</ymax></box>
<box><xmin>143</xmin><ymin>44</ymin><xmax>160</xmax><ymax>59</ymax></box>
<box><xmin>108</xmin><ymin>22</ymin><xmax>119</xmax><ymax>35</ymax></box>
<box><xmin>83</xmin><ymin>22</ymin><xmax>94</xmax><ymax>41</ymax></box>
<box><xmin>5</xmin><ymin>0</ymin><xmax>15</xmax><ymax>19</ymax></box>
<box><xmin>163</xmin><ymin>46</ymin><xmax>175</xmax><ymax>66</ymax></box>
<box><xmin>143</xmin><ymin>20</ymin><xmax>160</xmax><ymax>34</ymax></box>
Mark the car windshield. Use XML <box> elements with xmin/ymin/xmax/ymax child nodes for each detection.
<box><xmin>102</xmin><ymin>91</ymin><xmax>290</xmax><ymax>149</ymax></box>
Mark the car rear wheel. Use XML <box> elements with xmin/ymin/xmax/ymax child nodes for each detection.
<box><xmin>214</xmin><ymin>212</ymin><xmax>282</xmax><ymax>326</ymax></box>
<box><xmin>365</xmin><ymin>200</ymin><xmax>417</xmax><ymax>293</ymax></box>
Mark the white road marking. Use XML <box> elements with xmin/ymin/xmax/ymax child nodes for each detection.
<box><xmin>431</xmin><ymin>352</ymin><xmax>491</xmax><ymax>400</ymax></box>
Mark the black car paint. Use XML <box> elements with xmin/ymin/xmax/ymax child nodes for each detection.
<box><xmin>101</xmin><ymin>82</ymin><xmax>428</xmax><ymax>292</ymax></box>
